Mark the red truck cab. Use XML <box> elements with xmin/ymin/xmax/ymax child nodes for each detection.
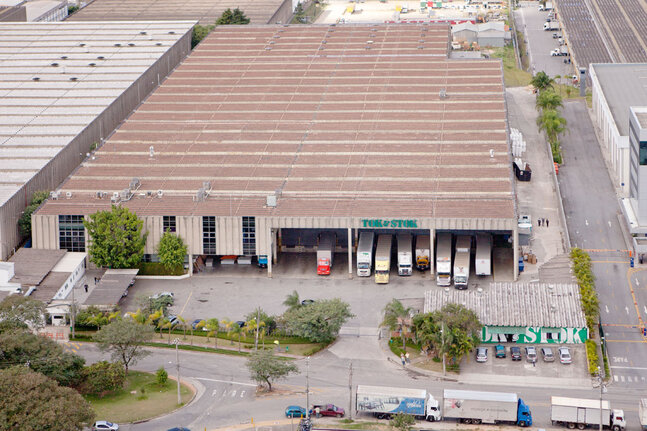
<box><xmin>317</xmin><ymin>258</ymin><xmax>331</xmax><ymax>275</ymax></box>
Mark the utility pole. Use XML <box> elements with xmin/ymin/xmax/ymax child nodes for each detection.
<box><xmin>598</xmin><ymin>366</ymin><xmax>605</xmax><ymax>431</ymax></box>
<box><xmin>254</xmin><ymin>308</ymin><xmax>260</xmax><ymax>351</ymax></box>
<box><xmin>306</xmin><ymin>357</ymin><xmax>310</xmax><ymax>419</ymax></box>
<box><xmin>174</xmin><ymin>338</ymin><xmax>181</xmax><ymax>405</ymax></box>
<box><xmin>441</xmin><ymin>322</ymin><xmax>446</xmax><ymax>376</ymax></box>
<box><xmin>70</xmin><ymin>283</ymin><xmax>75</xmax><ymax>339</ymax></box>
<box><xmin>348</xmin><ymin>360</ymin><xmax>353</xmax><ymax>420</ymax></box>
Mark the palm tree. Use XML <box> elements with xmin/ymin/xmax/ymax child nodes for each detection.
<box><xmin>177</xmin><ymin>316</ymin><xmax>187</xmax><ymax>340</ymax></box>
<box><xmin>230</xmin><ymin>324</ymin><xmax>243</xmax><ymax>352</ymax></box>
<box><xmin>108</xmin><ymin>310</ymin><xmax>121</xmax><ymax>322</ymax></box>
<box><xmin>194</xmin><ymin>320</ymin><xmax>205</xmax><ymax>345</ymax></box>
<box><xmin>537</xmin><ymin>108</ymin><xmax>567</xmax><ymax>144</ymax></box>
<box><xmin>283</xmin><ymin>290</ymin><xmax>301</xmax><ymax>311</ymax></box>
<box><xmin>157</xmin><ymin>317</ymin><xmax>169</xmax><ymax>339</ymax></box>
<box><xmin>530</xmin><ymin>71</ymin><xmax>555</xmax><ymax>93</ymax></box>
<box><xmin>127</xmin><ymin>308</ymin><xmax>147</xmax><ymax>325</ymax></box>
<box><xmin>223</xmin><ymin>319</ymin><xmax>235</xmax><ymax>344</ymax></box>
<box><xmin>87</xmin><ymin>313</ymin><xmax>108</xmax><ymax>329</ymax></box>
<box><xmin>535</xmin><ymin>90</ymin><xmax>563</xmax><ymax>112</ymax></box>
<box><xmin>382</xmin><ymin>299</ymin><xmax>413</xmax><ymax>351</ymax></box>
<box><xmin>206</xmin><ymin>318</ymin><xmax>220</xmax><ymax>347</ymax></box>
<box><xmin>553</xmin><ymin>74</ymin><xmax>562</xmax><ymax>96</ymax></box>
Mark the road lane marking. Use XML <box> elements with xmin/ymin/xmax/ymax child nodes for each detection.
<box><xmin>644</xmin><ymin>306</ymin><xmax>647</xmax><ymax>315</ymax></box>
<box><xmin>586</xmin><ymin>219</ymin><xmax>589</xmax><ymax>226</ymax></box>
<box><xmin>610</xmin><ymin>366</ymin><xmax>647</xmax><ymax>370</ymax></box>
<box><xmin>606</xmin><ymin>339</ymin><xmax>647</xmax><ymax>343</ymax></box>
<box><xmin>196</xmin><ymin>377</ymin><xmax>257</xmax><ymax>387</ymax></box>
<box><xmin>621</xmin><ymin>375</ymin><xmax>625</xmax><ymax>382</ymax></box>
<box><xmin>614</xmin><ymin>375</ymin><xmax>618</xmax><ymax>381</ymax></box>
<box><xmin>626</xmin><ymin>306</ymin><xmax>630</xmax><ymax>314</ymax></box>
<box><xmin>605</xmin><ymin>305</ymin><xmax>609</xmax><ymax>313</ymax></box>
<box><xmin>609</xmin><ymin>221</ymin><xmax>612</xmax><ymax>227</ymax></box>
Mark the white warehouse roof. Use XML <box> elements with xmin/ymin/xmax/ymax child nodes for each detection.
<box><xmin>0</xmin><ymin>21</ymin><xmax>195</xmax><ymax>208</ymax></box>
<box><xmin>424</xmin><ymin>282</ymin><xmax>586</xmax><ymax>328</ymax></box>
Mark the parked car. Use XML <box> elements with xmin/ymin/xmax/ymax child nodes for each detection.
<box><xmin>235</xmin><ymin>320</ymin><xmax>246</xmax><ymax>328</ymax></box>
<box><xmin>475</xmin><ymin>347</ymin><xmax>488</xmax><ymax>362</ymax></box>
<box><xmin>285</xmin><ymin>405</ymin><xmax>306</xmax><ymax>418</ymax></box>
<box><xmin>167</xmin><ymin>315</ymin><xmax>179</xmax><ymax>325</ymax></box>
<box><xmin>541</xmin><ymin>347</ymin><xmax>555</xmax><ymax>362</ymax></box>
<box><xmin>191</xmin><ymin>319</ymin><xmax>207</xmax><ymax>330</ymax></box>
<box><xmin>310</xmin><ymin>403</ymin><xmax>345</xmax><ymax>418</ymax></box>
<box><xmin>151</xmin><ymin>292</ymin><xmax>174</xmax><ymax>300</ymax></box>
<box><xmin>93</xmin><ymin>421</ymin><xmax>119</xmax><ymax>431</ymax></box>
<box><xmin>525</xmin><ymin>346</ymin><xmax>537</xmax><ymax>363</ymax></box>
<box><xmin>510</xmin><ymin>346</ymin><xmax>522</xmax><ymax>361</ymax></box>
<box><xmin>495</xmin><ymin>344</ymin><xmax>506</xmax><ymax>358</ymax></box>
<box><xmin>167</xmin><ymin>428</ymin><xmax>191</xmax><ymax>431</ymax></box>
<box><xmin>558</xmin><ymin>347</ymin><xmax>572</xmax><ymax>364</ymax></box>
<box><xmin>301</xmin><ymin>299</ymin><xmax>315</xmax><ymax>306</ymax></box>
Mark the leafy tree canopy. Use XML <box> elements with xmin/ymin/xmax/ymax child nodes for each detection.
<box><xmin>535</xmin><ymin>89</ymin><xmax>563</xmax><ymax>112</ymax></box>
<box><xmin>390</xmin><ymin>412</ymin><xmax>416</xmax><ymax>431</ymax></box>
<box><xmin>283</xmin><ymin>298</ymin><xmax>354</xmax><ymax>343</ymax></box>
<box><xmin>245</xmin><ymin>349</ymin><xmax>298</xmax><ymax>391</ymax></box>
<box><xmin>382</xmin><ymin>299</ymin><xmax>413</xmax><ymax>350</ymax></box>
<box><xmin>530</xmin><ymin>71</ymin><xmax>555</xmax><ymax>93</ymax></box>
<box><xmin>79</xmin><ymin>361</ymin><xmax>125</xmax><ymax>397</ymax></box>
<box><xmin>0</xmin><ymin>367</ymin><xmax>94</xmax><ymax>431</ymax></box>
<box><xmin>84</xmin><ymin>205</ymin><xmax>147</xmax><ymax>268</ymax></box>
<box><xmin>216</xmin><ymin>8</ymin><xmax>250</xmax><ymax>25</ymax></box>
<box><xmin>157</xmin><ymin>230</ymin><xmax>187</xmax><ymax>270</ymax></box>
<box><xmin>18</xmin><ymin>190</ymin><xmax>49</xmax><ymax>239</ymax></box>
<box><xmin>93</xmin><ymin>318</ymin><xmax>154</xmax><ymax>373</ymax></box>
<box><xmin>0</xmin><ymin>295</ymin><xmax>45</xmax><ymax>332</ymax></box>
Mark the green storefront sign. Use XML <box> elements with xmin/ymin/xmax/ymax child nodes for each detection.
<box><xmin>361</xmin><ymin>219</ymin><xmax>418</xmax><ymax>228</ymax></box>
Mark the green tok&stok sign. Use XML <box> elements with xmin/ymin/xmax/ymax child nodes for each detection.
<box><xmin>361</xmin><ymin>219</ymin><xmax>418</xmax><ymax>228</ymax></box>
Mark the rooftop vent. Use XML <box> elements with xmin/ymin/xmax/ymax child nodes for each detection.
<box><xmin>120</xmin><ymin>188</ymin><xmax>132</xmax><ymax>200</ymax></box>
<box><xmin>97</xmin><ymin>56</ymin><xmax>105</xmax><ymax>60</ymax></box>
<box><xmin>32</xmin><ymin>77</ymin><xmax>40</xmax><ymax>81</ymax></box>
<box><xmin>155</xmin><ymin>43</ymin><xmax>162</xmax><ymax>46</ymax></box>
<box><xmin>266</xmin><ymin>195</ymin><xmax>277</xmax><ymax>207</ymax></box>
<box><xmin>157</xmin><ymin>190</ymin><xmax>164</xmax><ymax>198</ymax></box>
<box><xmin>140</xmin><ymin>31</ymin><xmax>147</xmax><ymax>35</ymax></box>
<box><xmin>114</xmin><ymin>43</ymin><xmax>121</xmax><ymax>47</ymax></box>
<box><xmin>149</xmin><ymin>146</ymin><xmax>154</xmax><ymax>158</ymax></box>
<box><xmin>50</xmin><ymin>191</ymin><xmax>60</xmax><ymax>200</ymax></box>
<box><xmin>88</xmin><ymin>63</ymin><xmax>96</xmax><ymax>67</ymax></box>
<box><xmin>194</xmin><ymin>187</ymin><xmax>207</xmax><ymax>202</ymax></box>
<box><xmin>168</xmin><ymin>31</ymin><xmax>176</xmax><ymax>34</ymax></box>
<box><xmin>51</xmin><ymin>62</ymin><xmax>59</xmax><ymax>67</ymax></box>
<box><xmin>202</xmin><ymin>181</ymin><xmax>211</xmax><ymax>190</ymax></box>
<box><xmin>79</xmin><ymin>43</ymin><xmax>86</xmax><ymax>47</ymax></box>
<box><xmin>417</xmin><ymin>46</ymin><xmax>424</xmax><ymax>49</ymax></box>
<box><xmin>128</xmin><ymin>43</ymin><xmax>135</xmax><ymax>47</ymax></box>
<box><xmin>95</xmin><ymin>191</ymin><xmax>104</xmax><ymax>199</ymax></box>
<box><xmin>110</xmin><ymin>192</ymin><xmax>119</xmax><ymax>203</ymax></box>
<box><xmin>439</xmin><ymin>88</ymin><xmax>447</xmax><ymax>99</ymax></box>
<box><xmin>65</xmin><ymin>191</ymin><xmax>73</xmax><ymax>199</ymax></box>
<box><xmin>129</xmin><ymin>177</ymin><xmax>140</xmax><ymax>190</ymax></box>
<box><xmin>265</xmin><ymin>47</ymin><xmax>272</xmax><ymax>51</ymax></box>
<box><xmin>69</xmin><ymin>77</ymin><xmax>78</xmax><ymax>81</ymax></box>
<box><xmin>60</xmin><ymin>55</ymin><xmax>68</xmax><ymax>59</ymax></box>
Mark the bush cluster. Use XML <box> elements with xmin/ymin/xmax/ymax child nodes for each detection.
<box><xmin>585</xmin><ymin>339</ymin><xmax>599</xmax><ymax>376</ymax></box>
<box><xmin>570</xmin><ymin>248</ymin><xmax>599</xmax><ymax>333</ymax></box>
<box><xmin>136</xmin><ymin>262</ymin><xmax>185</xmax><ymax>276</ymax></box>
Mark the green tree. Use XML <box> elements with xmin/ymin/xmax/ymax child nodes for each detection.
<box><xmin>535</xmin><ymin>89</ymin><xmax>563</xmax><ymax>112</ymax></box>
<box><xmin>390</xmin><ymin>412</ymin><xmax>416</xmax><ymax>431</ymax></box>
<box><xmin>412</xmin><ymin>312</ymin><xmax>438</xmax><ymax>353</ymax></box>
<box><xmin>530</xmin><ymin>71</ymin><xmax>555</xmax><ymax>93</ymax></box>
<box><xmin>191</xmin><ymin>24</ymin><xmax>214</xmax><ymax>48</ymax></box>
<box><xmin>382</xmin><ymin>299</ymin><xmax>413</xmax><ymax>351</ymax></box>
<box><xmin>245</xmin><ymin>349</ymin><xmax>299</xmax><ymax>391</ymax></box>
<box><xmin>0</xmin><ymin>329</ymin><xmax>85</xmax><ymax>387</ymax></box>
<box><xmin>245</xmin><ymin>307</ymin><xmax>276</xmax><ymax>334</ymax></box>
<box><xmin>0</xmin><ymin>295</ymin><xmax>45</xmax><ymax>332</ymax></box>
<box><xmin>283</xmin><ymin>298</ymin><xmax>354</xmax><ymax>343</ymax></box>
<box><xmin>216</xmin><ymin>8</ymin><xmax>250</xmax><ymax>25</ymax></box>
<box><xmin>93</xmin><ymin>318</ymin><xmax>154</xmax><ymax>373</ymax></box>
<box><xmin>282</xmin><ymin>290</ymin><xmax>301</xmax><ymax>311</ymax></box>
<box><xmin>79</xmin><ymin>361</ymin><xmax>126</xmax><ymax>396</ymax></box>
<box><xmin>537</xmin><ymin>108</ymin><xmax>567</xmax><ymax>146</ymax></box>
<box><xmin>157</xmin><ymin>230</ymin><xmax>187</xmax><ymax>270</ymax></box>
<box><xmin>156</xmin><ymin>366</ymin><xmax>168</xmax><ymax>385</ymax></box>
<box><xmin>84</xmin><ymin>205</ymin><xmax>147</xmax><ymax>269</ymax></box>
<box><xmin>0</xmin><ymin>367</ymin><xmax>94</xmax><ymax>431</ymax></box>
<box><xmin>18</xmin><ymin>190</ymin><xmax>49</xmax><ymax>239</ymax></box>
<box><xmin>431</xmin><ymin>303</ymin><xmax>482</xmax><ymax>364</ymax></box>
<box><xmin>206</xmin><ymin>318</ymin><xmax>220</xmax><ymax>347</ymax></box>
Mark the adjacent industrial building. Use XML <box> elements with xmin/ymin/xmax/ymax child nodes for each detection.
<box><xmin>32</xmin><ymin>24</ymin><xmax>520</xmax><ymax>279</ymax></box>
<box><xmin>0</xmin><ymin>21</ymin><xmax>195</xmax><ymax>260</ymax></box>
<box><xmin>424</xmin><ymin>283</ymin><xmax>588</xmax><ymax>344</ymax></box>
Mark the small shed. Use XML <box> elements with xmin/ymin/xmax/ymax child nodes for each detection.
<box><xmin>452</xmin><ymin>21</ymin><xmax>478</xmax><ymax>45</ymax></box>
<box><xmin>424</xmin><ymin>282</ymin><xmax>588</xmax><ymax>344</ymax></box>
<box><xmin>476</xmin><ymin>21</ymin><xmax>505</xmax><ymax>47</ymax></box>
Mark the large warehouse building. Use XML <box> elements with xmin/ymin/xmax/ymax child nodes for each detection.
<box><xmin>32</xmin><ymin>24</ymin><xmax>519</xmax><ymax>280</ymax></box>
<box><xmin>0</xmin><ymin>21</ymin><xmax>195</xmax><ymax>260</ymax></box>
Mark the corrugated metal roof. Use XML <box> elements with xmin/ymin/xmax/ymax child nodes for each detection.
<box><xmin>84</xmin><ymin>268</ymin><xmax>138</xmax><ymax>306</ymax></box>
<box><xmin>0</xmin><ymin>21</ymin><xmax>195</xmax><ymax>208</ymax></box>
<box><xmin>38</xmin><ymin>24</ymin><xmax>515</xmax><ymax>221</ymax></box>
<box><xmin>8</xmin><ymin>248</ymin><xmax>66</xmax><ymax>286</ymax></box>
<box><xmin>424</xmin><ymin>282</ymin><xmax>587</xmax><ymax>328</ymax></box>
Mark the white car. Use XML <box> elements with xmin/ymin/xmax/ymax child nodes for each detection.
<box><xmin>558</xmin><ymin>347</ymin><xmax>572</xmax><ymax>364</ymax></box>
<box><xmin>92</xmin><ymin>421</ymin><xmax>119</xmax><ymax>431</ymax></box>
<box><xmin>150</xmin><ymin>292</ymin><xmax>174</xmax><ymax>300</ymax></box>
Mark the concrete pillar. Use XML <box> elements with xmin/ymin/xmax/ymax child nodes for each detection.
<box><xmin>272</xmin><ymin>228</ymin><xmax>278</xmax><ymax>265</ymax></box>
<box><xmin>513</xmin><ymin>227</ymin><xmax>519</xmax><ymax>281</ymax></box>
<box><xmin>267</xmin><ymin>227</ymin><xmax>273</xmax><ymax>278</ymax></box>
<box><xmin>429</xmin><ymin>228</ymin><xmax>435</xmax><ymax>275</ymax></box>
<box><xmin>348</xmin><ymin>227</ymin><xmax>353</xmax><ymax>279</ymax></box>
<box><xmin>189</xmin><ymin>253</ymin><xmax>193</xmax><ymax>275</ymax></box>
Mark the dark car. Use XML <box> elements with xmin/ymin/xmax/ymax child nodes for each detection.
<box><xmin>510</xmin><ymin>346</ymin><xmax>522</xmax><ymax>361</ymax></box>
<box><xmin>285</xmin><ymin>405</ymin><xmax>306</xmax><ymax>418</ymax></box>
<box><xmin>495</xmin><ymin>344</ymin><xmax>506</xmax><ymax>358</ymax></box>
<box><xmin>301</xmin><ymin>299</ymin><xmax>315</xmax><ymax>306</ymax></box>
<box><xmin>236</xmin><ymin>320</ymin><xmax>246</xmax><ymax>328</ymax></box>
<box><xmin>191</xmin><ymin>319</ymin><xmax>205</xmax><ymax>330</ymax></box>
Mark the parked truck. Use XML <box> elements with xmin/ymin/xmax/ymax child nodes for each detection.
<box><xmin>356</xmin><ymin>385</ymin><xmax>441</xmax><ymax>421</ymax></box>
<box><xmin>453</xmin><ymin>235</ymin><xmax>471</xmax><ymax>289</ymax></box>
<box><xmin>356</xmin><ymin>232</ymin><xmax>375</xmax><ymax>277</ymax></box>
<box><xmin>475</xmin><ymin>233</ymin><xmax>492</xmax><ymax>276</ymax></box>
<box><xmin>551</xmin><ymin>396</ymin><xmax>625</xmax><ymax>431</ymax></box>
<box><xmin>436</xmin><ymin>232</ymin><xmax>452</xmax><ymax>286</ymax></box>
<box><xmin>639</xmin><ymin>399</ymin><xmax>647</xmax><ymax>431</ymax></box>
<box><xmin>397</xmin><ymin>233</ymin><xmax>413</xmax><ymax>276</ymax></box>
<box><xmin>538</xmin><ymin>1</ymin><xmax>552</xmax><ymax>11</ymax></box>
<box><xmin>415</xmin><ymin>235</ymin><xmax>431</xmax><ymax>271</ymax></box>
<box><xmin>374</xmin><ymin>234</ymin><xmax>392</xmax><ymax>284</ymax></box>
<box><xmin>444</xmin><ymin>389</ymin><xmax>533</xmax><ymax>427</ymax></box>
<box><xmin>316</xmin><ymin>232</ymin><xmax>336</xmax><ymax>275</ymax></box>
<box><xmin>544</xmin><ymin>21</ymin><xmax>560</xmax><ymax>31</ymax></box>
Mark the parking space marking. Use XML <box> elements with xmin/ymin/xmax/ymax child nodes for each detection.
<box><xmin>179</xmin><ymin>289</ymin><xmax>193</xmax><ymax>316</ymax></box>
<box><xmin>196</xmin><ymin>377</ymin><xmax>257</xmax><ymax>387</ymax></box>
<box><xmin>614</xmin><ymin>375</ymin><xmax>618</xmax><ymax>382</ymax></box>
<box><xmin>610</xmin><ymin>366</ymin><xmax>647</xmax><ymax>370</ymax></box>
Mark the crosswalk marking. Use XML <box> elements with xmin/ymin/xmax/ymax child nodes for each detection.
<box><xmin>614</xmin><ymin>375</ymin><xmax>618</xmax><ymax>382</ymax></box>
<box><xmin>621</xmin><ymin>375</ymin><xmax>625</xmax><ymax>382</ymax></box>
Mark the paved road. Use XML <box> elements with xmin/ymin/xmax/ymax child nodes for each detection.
<box><xmin>76</xmin><ymin>342</ymin><xmax>647</xmax><ymax>431</ymax></box>
<box><xmin>557</xmin><ymin>99</ymin><xmax>647</xmax><ymax>387</ymax></box>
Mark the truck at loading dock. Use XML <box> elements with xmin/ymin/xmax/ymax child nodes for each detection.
<box><xmin>356</xmin><ymin>385</ymin><xmax>440</xmax><ymax>421</ymax></box>
<box><xmin>316</xmin><ymin>232</ymin><xmax>335</xmax><ymax>275</ymax></box>
<box><xmin>639</xmin><ymin>399</ymin><xmax>647</xmax><ymax>430</ymax></box>
<box><xmin>397</xmin><ymin>233</ymin><xmax>413</xmax><ymax>276</ymax></box>
<box><xmin>374</xmin><ymin>234</ymin><xmax>392</xmax><ymax>284</ymax></box>
<box><xmin>453</xmin><ymin>235</ymin><xmax>471</xmax><ymax>289</ymax></box>
<box><xmin>475</xmin><ymin>233</ymin><xmax>492</xmax><ymax>276</ymax></box>
<box><xmin>551</xmin><ymin>396</ymin><xmax>625</xmax><ymax>431</ymax></box>
<box><xmin>436</xmin><ymin>232</ymin><xmax>452</xmax><ymax>286</ymax></box>
<box><xmin>443</xmin><ymin>389</ymin><xmax>532</xmax><ymax>427</ymax></box>
<box><xmin>415</xmin><ymin>235</ymin><xmax>431</xmax><ymax>271</ymax></box>
<box><xmin>356</xmin><ymin>232</ymin><xmax>374</xmax><ymax>277</ymax></box>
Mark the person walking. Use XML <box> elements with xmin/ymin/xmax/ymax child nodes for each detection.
<box><xmin>400</xmin><ymin>353</ymin><xmax>406</xmax><ymax>367</ymax></box>
<box><xmin>537</xmin><ymin>218</ymin><xmax>541</xmax><ymax>227</ymax></box>
<box><xmin>84</xmin><ymin>284</ymin><xmax>88</xmax><ymax>293</ymax></box>
<box><xmin>405</xmin><ymin>352</ymin><xmax>410</xmax><ymax>364</ymax></box>
<box><xmin>546</xmin><ymin>219</ymin><xmax>550</xmax><ymax>227</ymax></box>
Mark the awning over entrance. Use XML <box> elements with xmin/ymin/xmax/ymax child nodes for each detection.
<box><xmin>84</xmin><ymin>269</ymin><xmax>138</xmax><ymax>307</ymax></box>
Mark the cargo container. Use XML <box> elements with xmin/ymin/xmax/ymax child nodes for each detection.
<box><xmin>356</xmin><ymin>232</ymin><xmax>375</xmax><ymax>277</ymax></box>
<box><xmin>397</xmin><ymin>233</ymin><xmax>413</xmax><ymax>276</ymax></box>
<box><xmin>551</xmin><ymin>397</ymin><xmax>625</xmax><ymax>431</ymax></box>
<box><xmin>475</xmin><ymin>233</ymin><xmax>492</xmax><ymax>276</ymax></box>
<box><xmin>436</xmin><ymin>232</ymin><xmax>452</xmax><ymax>286</ymax></box>
<box><xmin>374</xmin><ymin>234</ymin><xmax>392</xmax><ymax>284</ymax></box>
<box><xmin>443</xmin><ymin>389</ymin><xmax>532</xmax><ymax>426</ymax></box>
<box><xmin>453</xmin><ymin>235</ymin><xmax>471</xmax><ymax>289</ymax></box>
<box><xmin>356</xmin><ymin>385</ymin><xmax>440</xmax><ymax>421</ymax></box>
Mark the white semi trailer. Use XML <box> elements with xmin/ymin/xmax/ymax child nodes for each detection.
<box><xmin>453</xmin><ymin>235</ymin><xmax>471</xmax><ymax>289</ymax></box>
<box><xmin>436</xmin><ymin>232</ymin><xmax>452</xmax><ymax>286</ymax></box>
<box><xmin>356</xmin><ymin>232</ymin><xmax>375</xmax><ymax>277</ymax></box>
<box><xmin>397</xmin><ymin>233</ymin><xmax>413</xmax><ymax>276</ymax></box>
<box><xmin>550</xmin><ymin>397</ymin><xmax>625</xmax><ymax>431</ymax></box>
<box><xmin>443</xmin><ymin>389</ymin><xmax>533</xmax><ymax>427</ymax></box>
<box><xmin>475</xmin><ymin>233</ymin><xmax>492</xmax><ymax>276</ymax></box>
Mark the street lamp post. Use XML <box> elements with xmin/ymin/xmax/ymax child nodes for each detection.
<box><xmin>597</xmin><ymin>366</ymin><xmax>607</xmax><ymax>431</ymax></box>
<box><xmin>173</xmin><ymin>338</ymin><xmax>181</xmax><ymax>405</ymax></box>
<box><xmin>305</xmin><ymin>356</ymin><xmax>310</xmax><ymax>419</ymax></box>
<box><xmin>441</xmin><ymin>322</ymin><xmax>446</xmax><ymax>376</ymax></box>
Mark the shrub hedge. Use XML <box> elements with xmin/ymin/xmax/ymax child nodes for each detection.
<box><xmin>570</xmin><ymin>248</ymin><xmax>599</xmax><ymax>333</ymax></box>
<box><xmin>136</xmin><ymin>262</ymin><xmax>185</xmax><ymax>276</ymax></box>
<box><xmin>585</xmin><ymin>339</ymin><xmax>599</xmax><ymax>376</ymax></box>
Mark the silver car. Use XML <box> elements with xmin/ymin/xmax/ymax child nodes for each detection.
<box><xmin>525</xmin><ymin>346</ymin><xmax>537</xmax><ymax>363</ymax></box>
<box><xmin>541</xmin><ymin>347</ymin><xmax>555</xmax><ymax>362</ymax></box>
<box><xmin>476</xmin><ymin>347</ymin><xmax>488</xmax><ymax>363</ymax></box>
<box><xmin>558</xmin><ymin>347</ymin><xmax>572</xmax><ymax>364</ymax></box>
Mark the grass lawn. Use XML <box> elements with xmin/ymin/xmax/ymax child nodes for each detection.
<box><xmin>491</xmin><ymin>45</ymin><xmax>531</xmax><ymax>88</ymax></box>
<box><xmin>335</xmin><ymin>420</ymin><xmax>390</xmax><ymax>430</ymax></box>
<box><xmin>86</xmin><ymin>371</ymin><xmax>193</xmax><ymax>423</ymax></box>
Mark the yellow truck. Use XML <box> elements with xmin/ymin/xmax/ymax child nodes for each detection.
<box><xmin>374</xmin><ymin>234</ymin><xmax>392</xmax><ymax>284</ymax></box>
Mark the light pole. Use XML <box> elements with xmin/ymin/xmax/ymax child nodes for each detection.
<box><xmin>597</xmin><ymin>366</ymin><xmax>607</xmax><ymax>431</ymax></box>
<box><xmin>173</xmin><ymin>338</ymin><xmax>181</xmax><ymax>405</ymax></box>
<box><xmin>441</xmin><ymin>322</ymin><xmax>446</xmax><ymax>376</ymax></box>
<box><xmin>306</xmin><ymin>356</ymin><xmax>310</xmax><ymax>419</ymax></box>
